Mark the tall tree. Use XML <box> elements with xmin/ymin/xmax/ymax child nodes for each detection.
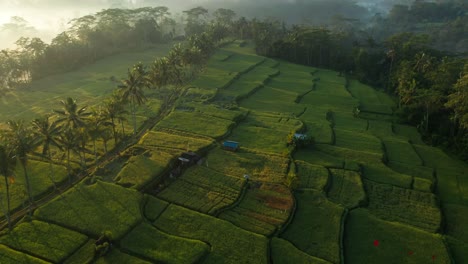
<box><xmin>119</xmin><ymin>63</ymin><xmax>148</xmax><ymax>134</ymax></box>
<box><xmin>0</xmin><ymin>144</ymin><xmax>17</xmax><ymax>231</ymax></box>
<box><xmin>54</xmin><ymin>97</ymin><xmax>90</xmax><ymax>129</ymax></box>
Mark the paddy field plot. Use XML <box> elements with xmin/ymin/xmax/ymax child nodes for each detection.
<box><xmin>327</xmin><ymin>169</ymin><xmax>366</xmax><ymax>208</ymax></box>
<box><xmin>0</xmin><ymin>244</ymin><xmax>48</xmax><ymax>264</ymax></box>
<box><xmin>393</xmin><ymin>124</ymin><xmax>425</xmax><ymax>144</ymax></box>
<box><xmin>121</xmin><ymin>222</ymin><xmax>210</xmax><ymax>263</ymax></box>
<box><xmin>332</xmin><ymin>113</ymin><xmax>369</xmax><ymax>132</ymax></box>
<box><xmin>157</xmin><ymin>166</ymin><xmax>244</xmax><ymax>214</ymax></box>
<box><xmin>139</xmin><ymin>130</ymin><xmax>214</xmax><ymax>152</ymax></box>
<box><xmin>364</xmin><ymin>180</ymin><xmax>442</xmax><ymax>233</ymax></box>
<box><xmin>0</xmin><ymin>220</ymin><xmax>88</xmax><ymax>263</ymax></box>
<box><xmin>387</xmin><ymin>162</ymin><xmax>434</xmax><ymax>181</ymax></box>
<box><xmin>219</xmin><ymin>183</ymin><xmax>293</xmax><ymax>236</ymax></box>
<box><xmin>294</xmin><ymin>148</ymin><xmax>344</xmax><ymax>169</ymax></box>
<box><xmin>281</xmin><ymin>190</ymin><xmax>344</xmax><ymax>264</ymax></box>
<box><xmin>383</xmin><ymin>139</ymin><xmax>423</xmax><ymax>166</ymax></box>
<box><xmin>155</xmin><ymin>111</ymin><xmax>235</xmax><ymax>139</ymax></box>
<box><xmin>271</xmin><ymin>238</ymin><xmax>331</xmax><ymax>264</ymax></box>
<box><xmin>361</xmin><ymin>163</ymin><xmax>413</xmax><ymax>188</ymax></box>
<box><xmin>94</xmin><ymin>248</ymin><xmax>151</xmax><ymax>264</ymax></box>
<box><xmin>204</xmin><ymin>147</ymin><xmax>289</xmax><ymax>183</ymax></box>
<box><xmin>175</xmin><ymin>102</ymin><xmax>246</xmax><ymax>121</ymax></box>
<box><xmin>344</xmin><ymin>208</ymin><xmax>450</xmax><ymax>264</ymax></box>
<box><xmin>143</xmin><ymin>195</ymin><xmax>169</xmax><ymax>222</ymax></box>
<box><xmin>228</xmin><ymin>112</ymin><xmax>303</xmax><ymax>155</ymax></box>
<box><xmin>367</xmin><ymin>120</ymin><xmax>394</xmax><ymax>138</ymax></box>
<box><xmin>302</xmin><ymin>120</ymin><xmax>333</xmax><ymax>144</ymax></box>
<box><xmin>294</xmin><ymin>160</ymin><xmax>330</xmax><ymax>190</ymax></box>
<box><xmin>0</xmin><ymin>45</ymin><xmax>174</xmax><ymax>122</ymax></box>
<box><xmin>154</xmin><ymin>204</ymin><xmax>269</xmax><ymax>264</ymax></box>
<box><xmin>334</xmin><ymin>129</ymin><xmax>382</xmax><ymax>154</ymax></box>
<box><xmin>0</xmin><ymin>160</ymin><xmax>68</xmax><ymax>218</ymax></box>
<box><xmin>443</xmin><ymin>203</ymin><xmax>468</xmax><ymax>243</ymax></box>
<box><xmin>347</xmin><ymin>80</ymin><xmax>395</xmax><ymax>115</ymax></box>
<box><xmin>34</xmin><ymin>181</ymin><xmax>143</xmax><ymax>240</ymax></box>
<box><xmin>114</xmin><ymin>149</ymin><xmax>174</xmax><ymax>189</ymax></box>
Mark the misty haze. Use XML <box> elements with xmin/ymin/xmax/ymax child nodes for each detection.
<box><xmin>0</xmin><ymin>0</ymin><xmax>466</xmax><ymax>263</ymax></box>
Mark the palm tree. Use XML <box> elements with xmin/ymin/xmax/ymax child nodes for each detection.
<box><xmin>6</xmin><ymin>120</ymin><xmax>39</xmax><ymax>210</ymax></box>
<box><xmin>32</xmin><ymin>115</ymin><xmax>62</xmax><ymax>190</ymax></box>
<box><xmin>58</xmin><ymin>127</ymin><xmax>79</xmax><ymax>183</ymax></box>
<box><xmin>103</xmin><ymin>94</ymin><xmax>128</xmax><ymax>144</ymax></box>
<box><xmin>54</xmin><ymin>97</ymin><xmax>90</xmax><ymax>129</ymax></box>
<box><xmin>87</xmin><ymin>108</ymin><xmax>106</xmax><ymax>164</ymax></box>
<box><xmin>0</xmin><ymin>144</ymin><xmax>17</xmax><ymax>230</ymax></box>
<box><xmin>119</xmin><ymin>63</ymin><xmax>148</xmax><ymax>134</ymax></box>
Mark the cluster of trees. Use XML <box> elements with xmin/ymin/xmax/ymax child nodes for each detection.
<box><xmin>0</xmin><ymin>23</ymin><xmax>221</xmax><ymax>230</ymax></box>
<box><xmin>0</xmin><ymin>7</ymin><xmax>176</xmax><ymax>90</ymax></box>
<box><xmin>240</xmin><ymin>14</ymin><xmax>467</xmax><ymax>158</ymax></box>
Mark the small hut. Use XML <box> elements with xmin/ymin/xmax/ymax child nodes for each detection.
<box><xmin>222</xmin><ymin>141</ymin><xmax>239</xmax><ymax>152</ymax></box>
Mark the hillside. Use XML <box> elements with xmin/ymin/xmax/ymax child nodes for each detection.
<box><xmin>0</xmin><ymin>40</ymin><xmax>467</xmax><ymax>263</ymax></box>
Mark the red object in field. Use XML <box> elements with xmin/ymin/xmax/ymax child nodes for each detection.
<box><xmin>408</xmin><ymin>251</ymin><xmax>414</xmax><ymax>256</ymax></box>
<box><xmin>373</xmin><ymin>240</ymin><xmax>379</xmax><ymax>247</ymax></box>
<box><xmin>432</xmin><ymin>255</ymin><xmax>436</xmax><ymax>261</ymax></box>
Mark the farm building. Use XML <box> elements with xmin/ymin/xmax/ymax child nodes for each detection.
<box><xmin>223</xmin><ymin>141</ymin><xmax>240</xmax><ymax>151</ymax></box>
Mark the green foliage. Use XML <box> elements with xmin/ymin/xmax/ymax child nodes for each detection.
<box><xmin>154</xmin><ymin>204</ymin><xmax>269</xmax><ymax>264</ymax></box>
<box><xmin>63</xmin><ymin>240</ymin><xmax>95</xmax><ymax>264</ymax></box>
<box><xmin>344</xmin><ymin>208</ymin><xmax>450</xmax><ymax>264</ymax></box>
<box><xmin>383</xmin><ymin>139</ymin><xmax>423</xmax><ymax>165</ymax></box>
<box><xmin>156</xmin><ymin>111</ymin><xmax>235</xmax><ymax>139</ymax></box>
<box><xmin>205</xmin><ymin>148</ymin><xmax>289</xmax><ymax>183</ymax></box>
<box><xmin>158</xmin><ymin>166</ymin><xmax>244</xmax><ymax>214</ymax></box>
<box><xmin>121</xmin><ymin>223</ymin><xmax>210</xmax><ymax>263</ymax></box>
<box><xmin>294</xmin><ymin>148</ymin><xmax>344</xmax><ymax>168</ymax></box>
<box><xmin>361</xmin><ymin>163</ymin><xmax>413</xmax><ymax>189</ymax></box>
<box><xmin>328</xmin><ymin>169</ymin><xmax>366</xmax><ymax>208</ymax></box>
<box><xmin>114</xmin><ymin>150</ymin><xmax>173</xmax><ymax>188</ymax></box>
<box><xmin>393</xmin><ymin>124</ymin><xmax>425</xmax><ymax>144</ymax></box>
<box><xmin>35</xmin><ymin>181</ymin><xmax>143</xmax><ymax>239</ymax></box>
<box><xmin>0</xmin><ymin>244</ymin><xmax>48</xmax><ymax>264</ymax></box>
<box><xmin>228</xmin><ymin>113</ymin><xmax>302</xmax><ymax>155</ymax></box>
<box><xmin>367</xmin><ymin>120</ymin><xmax>395</xmax><ymax>138</ymax></box>
<box><xmin>143</xmin><ymin>195</ymin><xmax>169</xmax><ymax>222</ymax></box>
<box><xmin>219</xmin><ymin>183</ymin><xmax>293</xmax><ymax>236</ymax></box>
<box><xmin>294</xmin><ymin>161</ymin><xmax>329</xmax><ymax>190</ymax></box>
<box><xmin>140</xmin><ymin>130</ymin><xmax>214</xmax><ymax>151</ymax></box>
<box><xmin>364</xmin><ymin>180</ymin><xmax>442</xmax><ymax>233</ymax></box>
<box><xmin>0</xmin><ymin>220</ymin><xmax>88</xmax><ymax>263</ymax></box>
<box><xmin>271</xmin><ymin>237</ymin><xmax>331</xmax><ymax>264</ymax></box>
<box><xmin>347</xmin><ymin>80</ymin><xmax>394</xmax><ymax>115</ymax></box>
<box><xmin>281</xmin><ymin>190</ymin><xmax>344</xmax><ymax>264</ymax></box>
<box><xmin>0</xmin><ymin>160</ymin><xmax>68</xmax><ymax>218</ymax></box>
<box><xmin>94</xmin><ymin>248</ymin><xmax>151</xmax><ymax>264</ymax></box>
<box><xmin>334</xmin><ymin>129</ymin><xmax>382</xmax><ymax>154</ymax></box>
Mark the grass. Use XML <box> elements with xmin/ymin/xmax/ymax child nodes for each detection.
<box><xmin>154</xmin><ymin>204</ymin><xmax>269</xmax><ymax>264</ymax></box>
<box><xmin>271</xmin><ymin>237</ymin><xmax>331</xmax><ymax>264</ymax></box>
<box><xmin>204</xmin><ymin>148</ymin><xmax>289</xmax><ymax>183</ymax></box>
<box><xmin>219</xmin><ymin>183</ymin><xmax>293</xmax><ymax>236</ymax></box>
<box><xmin>228</xmin><ymin>112</ymin><xmax>303</xmax><ymax>155</ymax></box>
<box><xmin>300</xmin><ymin>119</ymin><xmax>333</xmax><ymax>144</ymax></box>
<box><xmin>114</xmin><ymin>149</ymin><xmax>174</xmax><ymax>189</ymax></box>
<box><xmin>143</xmin><ymin>195</ymin><xmax>169</xmax><ymax>222</ymax></box>
<box><xmin>0</xmin><ymin>220</ymin><xmax>88</xmax><ymax>263</ymax></box>
<box><xmin>383</xmin><ymin>139</ymin><xmax>423</xmax><ymax>166</ymax></box>
<box><xmin>393</xmin><ymin>124</ymin><xmax>425</xmax><ymax>144</ymax></box>
<box><xmin>140</xmin><ymin>130</ymin><xmax>214</xmax><ymax>152</ymax></box>
<box><xmin>95</xmin><ymin>248</ymin><xmax>151</xmax><ymax>264</ymax></box>
<box><xmin>333</xmin><ymin>113</ymin><xmax>369</xmax><ymax>132</ymax></box>
<box><xmin>34</xmin><ymin>181</ymin><xmax>143</xmax><ymax>240</ymax></box>
<box><xmin>294</xmin><ymin>148</ymin><xmax>344</xmax><ymax>168</ymax></box>
<box><xmin>361</xmin><ymin>163</ymin><xmax>413</xmax><ymax>189</ymax></box>
<box><xmin>367</xmin><ymin>120</ymin><xmax>394</xmax><ymax>138</ymax></box>
<box><xmin>0</xmin><ymin>160</ymin><xmax>68</xmax><ymax>218</ymax></box>
<box><xmin>443</xmin><ymin>203</ymin><xmax>468</xmax><ymax>243</ymax></box>
<box><xmin>364</xmin><ymin>180</ymin><xmax>442</xmax><ymax>233</ymax></box>
<box><xmin>157</xmin><ymin>166</ymin><xmax>244</xmax><ymax>214</ymax></box>
<box><xmin>0</xmin><ymin>244</ymin><xmax>48</xmax><ymax>264</ymax></box>
<box><xmin>388</xmin><ymin>161</ymin><xmax>434</xmax><ymax>181</ymax></box>
<box><xmin>121</xmin><ymin>222</ymin><xmax>210</xmax><ymax>263</ymax></box>
<box><xmin>328</xmin><ymin>169</ymin><xmax>366</xmax><ymax>208</ymax></box>
<box><xmin>344</xmin><ymin>208</ymin><xmax>450</xmax><ymax>264</ymax></box>
<box><xmin>447</xmin><ymin>236</ymin><xmax>468</xmax><ymax>264</ymax></box>
<box><xmin>347</xmin><ymin>80</ymin><xmax>394</xmax><ymax>115</ymax></box>
<box><xmin>155</xmin><ymin>111</ymin><xmax>235</xmax><ymax>139</ymax></box>
<box><xmin>0</xmin><ymin>45</ymin><xmax>174</xmax><ymax>122</ymax></box>
<box><xmin>281</xmin><ymin>190</ymin><xmax>344</xmax><ymax>264</ymax></box>
<box><xmin>63</xmin><ymin>240</ymin><xmax>95</xmax><ymax>264</ymax></box>
<box><xmin>176</xmin><ymin>102</ymin><xmax>246</xmax><ymax>121</ymax></box>
<box><xmin>294</xmin><ymin>160</ymin><xmax>329</xmax><ymax>190</ymax></box>
<box><xmin>334</xmin><ymin>129</ymin><xmax>383</xmax><ymax>154</ymax></box>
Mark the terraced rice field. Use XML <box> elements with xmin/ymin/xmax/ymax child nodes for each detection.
<box><xmin>1</xmin><ymin>40</ymin><xmax>466</xmax><ymax>264</ymax></box>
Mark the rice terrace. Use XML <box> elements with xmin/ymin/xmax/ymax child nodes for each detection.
<box><xmin>0</xmin><ymin>1</ymin><xmax>467</xmax><ymax>264</ymax></box>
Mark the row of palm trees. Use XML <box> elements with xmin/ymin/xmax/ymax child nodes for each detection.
<box><xmin>0</xmin><ymin>31</ymin><xmax>220</xmax><ymax>231</ymax></box>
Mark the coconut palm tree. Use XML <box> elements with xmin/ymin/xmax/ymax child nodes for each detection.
<box><xmin>0</xmin><ymin>144</ymin><xmax>17</xmax><ymax>230</ymax></box>
<box><xmin>32</xmin><ymin>115</ymin><xmax>62</xmax><ymax>190</ymax></box>
<box><xmin>54</xmin><ymin>97</ymin><xmax>90</xmax><ymax>129</ymax></box>
<box><xmin>58</xmin><ymin>127</ymin><xmax>79</xmax><ymax>183</ymax></box>
<box><xmin>103</xmin><ymin>94</ymin><xmax>128</xmax><ymax>144</ymax></box>
<box><xmin>119</xmin><ymin>63</ymin><xmax>148</xmax><ymax>134</ymax></box>
<box><xmin>6</xmin><ymin>120</ymin><xmax>39</xmax><ymax>211</ymax></box>
<box><xmin>87</xmin><ymin>108</ymin><xmax>106</xmax><ymax>164</ymax></box>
